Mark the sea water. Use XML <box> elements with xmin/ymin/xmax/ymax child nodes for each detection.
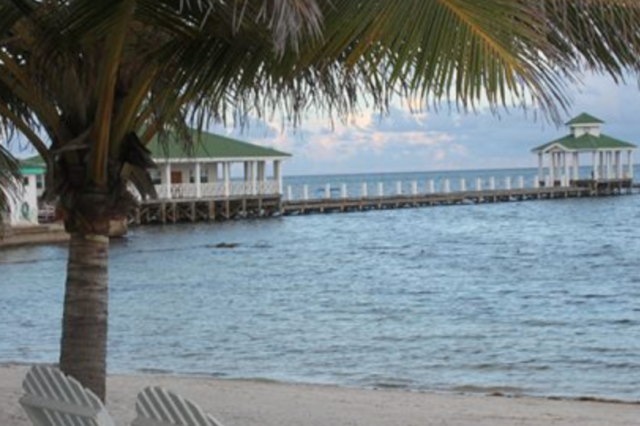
<box><xmin>1</xmin><ymin>168</ymin><xmax>640</xmax><ymax>401</ymax></box>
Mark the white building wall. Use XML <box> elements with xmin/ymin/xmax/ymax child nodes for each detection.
<box><xmin>6</xmin><ymin>175</ymin><xmax>39</xmax><ymax>226</ymax></box>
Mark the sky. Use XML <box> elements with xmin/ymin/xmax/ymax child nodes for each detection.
<box><xmin>6</xmin><ymin>74</ymin><xmax>640</xmax><ymax>177</ymax></box>
<box><xmin>212</xmin><ymin>73</ymin><xmax>640</xmax><ymax>176</ymax></box>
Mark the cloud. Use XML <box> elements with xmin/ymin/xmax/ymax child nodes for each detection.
<box><xmin>207</xmin><ymin>73</ymin><xmax>640</xmax><ymax>176</ymax></box>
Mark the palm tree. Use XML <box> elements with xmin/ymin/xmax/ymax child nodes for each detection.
<box><xmin>2</xmin><ymin>0</ymin><xmax>640</xmax><ymax>401</ymax></box>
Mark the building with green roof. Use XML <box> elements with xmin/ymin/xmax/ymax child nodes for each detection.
<box><xmin>531</xmin><ymin>113</ymin><xmax>636</xmax><ymax>186</ymax></box>
<box><xmin>3</xmin><ymin>159</ymin><xmax>46</xmax><ymax>225</ymax></box>
<box><xmin>148</xmin><ymin>130</ymin><xmax>291</xmax><ymax>200</ymax></box>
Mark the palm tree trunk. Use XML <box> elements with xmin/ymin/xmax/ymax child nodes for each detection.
<box><xmin>59</xmin><ymin>232</ymin><xmax>109</xmax><ymax>401</ymax></box>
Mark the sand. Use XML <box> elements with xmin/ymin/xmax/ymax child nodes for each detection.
<box><xmin>1</xmin><ymin>364</ymin><xmax>638</xmax><ymax>426</ymax></box>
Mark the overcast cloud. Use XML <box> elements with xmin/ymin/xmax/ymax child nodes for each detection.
<box><xmin>215</xmin><ymin>74</ymin><xmax>640</xmax><ymax>176</ymax></box>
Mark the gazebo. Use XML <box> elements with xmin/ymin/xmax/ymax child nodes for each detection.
<box><xmin>147</xmin><ymin>130</ymin><xmax>290</xmax><ymax>200</ymax></box>
<box><xmin>532</xmin><ymin>113</ymin><xmax>636</xmax><ymax>187</ymax></box>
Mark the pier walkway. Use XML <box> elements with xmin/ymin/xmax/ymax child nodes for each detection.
<box><xmin>130</xmin><ymin>177</ymin><xmax>635</xmax><ymax>225</ymax></box>
<box><xmin>282</xmin><ymin>184</ymin><xmax>627</xmax><ymax>215</ymax></box>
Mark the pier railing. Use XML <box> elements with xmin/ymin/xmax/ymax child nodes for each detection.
<box><xmin>285</xmin><ymin>175</ymin><xmax>539</xmax><ymax>201</ymax></box>
<box><xmin>284</xmin><ymin>175</ymin><xmax>633</xmax><ymax>202</ymax></box>
<box><xmin>149</xmin><ymin>180</ymin><xmax>280</xmax><ymax>200</ymax></box>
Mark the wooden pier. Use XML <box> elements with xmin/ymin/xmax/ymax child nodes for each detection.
<box><xmin>129</xmin><ymin>178</ymin><xmax>635</xmax><ymax>225</ymax></box>
<box><xmin>281</xmin><ymin>183</ymin><xmax>633</xmax><ymax>216</ymax></box>
<box><xmin>132</xmin><ymin>195</ymin><xmax>282</xmax><ymax>225</ymax></box>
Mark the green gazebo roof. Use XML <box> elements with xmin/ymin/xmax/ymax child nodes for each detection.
<box><xmin>533</xmin><ymin>113</ymin><xmax>636</xmax><ymax>153</ymax></box>
<box><xmin>149</xmin><ymin>130</ymin><xmax>291</xmax><ymax>160</ymax></box>
<box><xmin>20</xmin><ymin>130</ymin><xmax>291</xmax><ymax>166</ymax></box>
<box><xmin>532</xmin><ymin>133</ymin><xmax>636</xmax><ymax>153</ymax></box>
<box><xmin>18</xmin><ymin>156</ymin><xmax>46</xmax><ymax>174</ymax></box>
<box><xmin>566</xmin><ymin>112</ymin><xmax>604</xmax><ymax>126</ymax></box>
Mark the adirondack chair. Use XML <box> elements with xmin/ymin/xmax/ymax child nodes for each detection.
<box><xmin>19</xmin><ymin>365</ymin><xmax>116</xmax><ymax>426</ymax></box>
<box><xmin>132</xmin><ymin>386</ymin><xmax>223</xmax><ymax>426</ymax></box>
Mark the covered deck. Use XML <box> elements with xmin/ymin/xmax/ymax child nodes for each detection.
<box><xmin>532</xmin><ymin>113</ymin><xmax>636</xmax><ymax>190</ymax></box>
<box><xmin>143</xmin><ymin>130</ymin><xmax>290</xmax><ymax>201</ymax></box>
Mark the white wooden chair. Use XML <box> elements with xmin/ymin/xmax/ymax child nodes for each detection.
<box><xmin>20</xmin><ymin>366</ymin><xmax>223</xmax><ymax>426</ymax></box>
<box><xmin>132</xmin><ymin>386</ymin><xmax>223</xmax><ymax>426</ymax></box>
<box><xmin>19</xmin><ymin>365</ymin><xmax>116</xmax><ymax>426</ymax></box>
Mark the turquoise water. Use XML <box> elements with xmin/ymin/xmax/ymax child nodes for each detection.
<box><xmin>1</xmin><ymin>169</ymin><xmax>640</xmax><ymax>401</ymax></box>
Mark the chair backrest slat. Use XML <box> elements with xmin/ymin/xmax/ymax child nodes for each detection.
<box><xmin>133</xmin><ymin>387</ymin><xmax>223</xmax><ymax>426</ymax></box>
<box><xmin>19</xmin><ymin>365</ymin><xmax>115</xmax><ymax>426</ymax></box>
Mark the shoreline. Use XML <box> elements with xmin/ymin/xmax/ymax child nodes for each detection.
<box><xmin>2</xmin><ymin>361</ymin><xmax>639</xmax><ymax>407</ymax></box>
<box><xmin>2</xmin><ymin>365</ymin><xmax>640</xmax><ymax>426</ymax></box>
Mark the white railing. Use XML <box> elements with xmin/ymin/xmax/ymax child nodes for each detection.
<box><xmin>201</xmin><ymin>183</ymin><xmax>226</xmax><ymax>197</ymax></box>
<box><xmin>153</xmin><ymin>180</ymin><xmax>280</xmax><ymax>200</ymax></box>
<box><xmin>284</xmin><ymin>174</ymin><xmax>575</xmax><ymax>201</ymax></box>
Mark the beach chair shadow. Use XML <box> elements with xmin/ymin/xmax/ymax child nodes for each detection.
<box><xmin>19</xmin><ymin>365</ymin><xmax>116</xmax><ymax>426</ymax></box>
<box><xmin>20</xmin><ymin>365</ymin><xmax>223</xmax><ymax>426</ymax></box>
<box><xmin>133</xmin><ymin>386</ymin><xmax>222</xmax><ymax>426</ymax></box>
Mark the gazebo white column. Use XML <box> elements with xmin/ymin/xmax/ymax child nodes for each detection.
<box><xmin>194</xmin><ymin>162</ymin><xmax>202</xmax><ymax>198</ymax></box>
<box><xmin>607</xmin><ymin>151</ymin><xmax>613</xmax><ymax>180</ymax></box>
<box><xmin>208</xmin><ymin>162</ymin><xmax>218</xmax><ymax>184</ymax></box>
<box><xmin>599</xmin><ymin>151</ymin><xmax>605</xmax><ymax>179</ymax></box>
<box><xmin>223</xmin><ymin>162</ymin><xmax>230</xmax><ymax>197</ymax></box>
<box><xmin>243</xmin><ymin>162</ymin><xmax>250</xmax><ymax>184</ymax></box>
<box><xmin>615</xmin><ymin>151</ymin><xmax>622</xmax><ymax>179</ymax></box>
<box><xmin>549</xmin><ymin>152</ymin><xmax>556</xmax><ymax>185</ymax></box>
<box><xmin>250</xmin><ymin>161</ymin><xmax>258</xmax><ymax>195</ymax></box>
<box><xmin>257</xmin><ymin>161</ymin><xmax>266</xmax><ymax>194</ymax></box>
<box><xmin>592</xmin><ymin>151</ymin><xmax>598</xmax><ymax>180</ymax></box>
<box><xmin>537</xmin><ymin>153</ymin><xmax>544</xmax><ymax>184</ymax></box>
<box><xmin>162</xmin><ymin>163</ymin><xmax>172</xmax><ymax>199</ymax></box>
<box><xmin>274</xmin><ymin>160</ymin><xmax>283</xmax><ymax>194</ymax></box>
<box><xmin>628</xmin><ymin>150</ymin><xmax>635</xmax><ymax>179</ymax></box>
<box><xmin>572</xmin><ymin>152</ymin><xmax>580</xmax><ymax>181</ymax></box>
<box><xmin>563</xmin><ymin>152</ymin><xmax>570</xmax><ymax>186</ymax></box>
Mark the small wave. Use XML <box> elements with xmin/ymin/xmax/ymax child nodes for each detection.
<box><xmin>451</xmin><ymin>385</ymin><xmax>527</xmax><ymax>396</ymax></box>
<box><xmin>547</xmin><ymin>395</ymin><xmax>640</xmax><ymax>405</ymax></box>
<box><xmin>521</xmin><ymin>319</ymin><xmax>568</xmax><ymax>327</ymax></box>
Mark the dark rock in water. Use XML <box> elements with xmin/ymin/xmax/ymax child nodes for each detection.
<box><xmin>210</xmin><ymin>242</ymin><xmax>239</xmax><ymax>249</ymax></box>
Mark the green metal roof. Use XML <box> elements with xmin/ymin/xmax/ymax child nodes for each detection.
<box><xmin>532</xmin><ymin>132</ymin><xmax>637</xmax><ymax>152</ymax></box>
<box><xmin>566</xmin><ymin>113</ymin><xmax>604</xmax><ymax>126</ymax></box>
<box><xmin>18</xmin><ymin>130</ymin><xmax>290</xmax><ymax>169</ymax></box>
<box><xmin>18</xmin><ymin>156</ymin><xmax>46</xmax><ymax>174</ymax></box>
<box><xmin>149</xmin><ymin>130</ymin><xmax>291</xmax><ymax>160</ymax></box>
<box><xmin>19</xmin><ymin>165</ymin><xmax>45</xmax><ymax>175</ymax></box>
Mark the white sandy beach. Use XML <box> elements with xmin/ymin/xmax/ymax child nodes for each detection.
<box><xmin>1</xmin><ymin>365</ymin><xmax>639</xmax><ymax>426</ymax></box>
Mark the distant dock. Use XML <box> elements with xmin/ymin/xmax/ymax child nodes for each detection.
<box><xmin>281</xmin><ymin>178</ymin><xmax>634</xmax><ymax>216</ymax></box>
<box><xmin>129</xmin><ymin>176</ymin><xmax>635</xmax><ymax>225</ymax></box>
